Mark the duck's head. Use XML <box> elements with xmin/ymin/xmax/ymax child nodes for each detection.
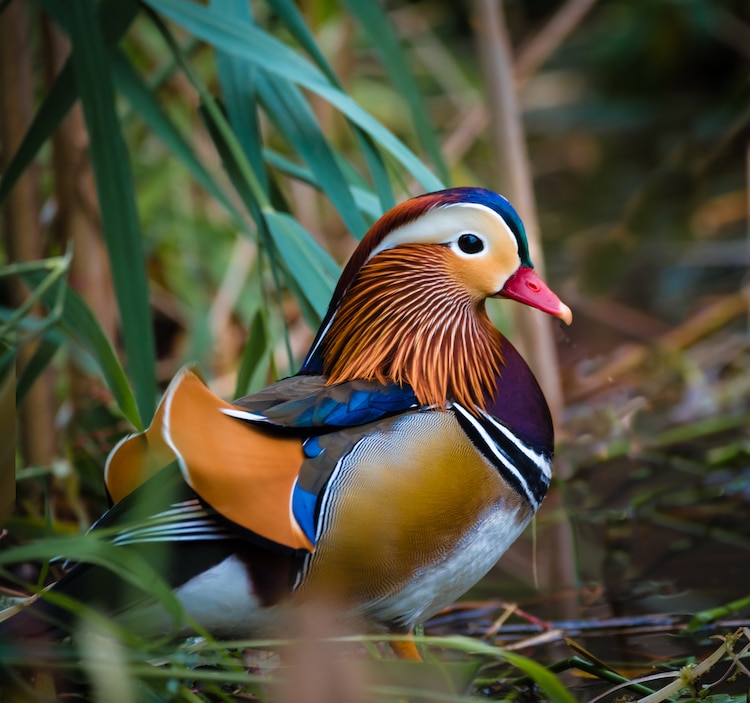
<box><xmin>301</xmin><ymin>187</ymin><xmax>571</xmax><ymax>410</ymax></box>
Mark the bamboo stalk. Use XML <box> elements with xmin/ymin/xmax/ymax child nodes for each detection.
<box><xmin>0</xmin><ymin>369</ymin><xmax>15</xmax><ymax>525</ymax></box>
<box><xmin>42</xmin><ymin>19</ymin><xmax>119</xmax><ymax>345</ymax></box>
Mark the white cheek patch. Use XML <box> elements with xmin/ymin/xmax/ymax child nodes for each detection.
<box><xmin>368</xmin><ymin>202</ymin><xmax>518</xmax><ymax>262</ymax></box>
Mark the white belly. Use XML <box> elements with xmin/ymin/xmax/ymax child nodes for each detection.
<box><xmin>363</xmin><ymin>501</ymin><xmax>532</xmax><ymax>630</ymax></box>
<box><xmin>117</xmin><ymin>554</ymin><xmax>279</xmax><ymax>638</ymax></box>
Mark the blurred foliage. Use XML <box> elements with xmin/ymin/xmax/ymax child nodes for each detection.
<box><xmin>1</xmin><ymin>0</ymin><xmax>749</xmax><ymax>699</ymax></box>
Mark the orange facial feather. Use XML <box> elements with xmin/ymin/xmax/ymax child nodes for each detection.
<box><xmin>328</xmin><ymin>196</ymin><xmax>441</xmax><ymax>305</ymax></box>
<box><xmin>323</xmin><ymin>245</ymin><xmax>504</xmax><ymax>412</ymax></box>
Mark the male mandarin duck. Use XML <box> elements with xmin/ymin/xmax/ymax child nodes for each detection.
<box><xmin>1</xmin><ymin>187</ymin><xmax>571</xmax><ymax>658</ymax></box>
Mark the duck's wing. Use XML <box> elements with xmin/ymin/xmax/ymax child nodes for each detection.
<box><xmin>105</xmin><ymin>368</ymin><xmax>311</xmax><ymax>551</ymax></box>
<box><xmin>105</xmin><ymin>370</ymin><xmax>420</xmax><ymax>551</ymax></box>
<box><xmin>225</xmin><ymin>377</ymin><xmax>419</xmax><ymax>430</ymax></box>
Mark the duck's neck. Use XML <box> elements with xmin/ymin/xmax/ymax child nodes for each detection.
<box><xmin>319</xmin><ymin>245</ymin><xmax>505</xmax><ymax>412</ymax></box>
<box><xmin>485</xmin><ymin>339</ymin><xmax>554</xmax><ymax>455</ymax></box>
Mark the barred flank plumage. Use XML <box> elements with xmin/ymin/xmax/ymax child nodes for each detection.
<box><xmin>323</xmin><ymin>245</ymin><xmax>504</xmax><ymax>412</ymax></box>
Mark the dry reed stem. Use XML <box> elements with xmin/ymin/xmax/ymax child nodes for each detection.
<box><xmin>571</xmin><ymin>286</ymin><xmax>750</xmax><ymax>400</ymax></box>
<box><xmin>472</xmin><ymin>0</ymin><xmax>564</xmax><ymax>424</ymax></box>
<box><xmin>441</xmin><ymin>0</ymin><xmax>600</xmax><ymax>166</ymax></box>
<box><xmin>0</xmin><ymin>0</ymin><xmax>57</xmax><ymax>471</ymax></box>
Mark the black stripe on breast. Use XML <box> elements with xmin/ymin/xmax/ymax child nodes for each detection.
<box><xmin>452</xmin><ymin>404</ymin><xmax>551</xmax><ymax>508</ymax></box>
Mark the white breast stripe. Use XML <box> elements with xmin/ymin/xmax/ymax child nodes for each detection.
<box><xmin>452</xmin><ymin>404</ymin><xmax>540</xmax><ymax>508</ymax></box>
<box><xmin>479</xmin><ymin>410</ymin><xmax>552</xmax><ymax>480</ymax></box>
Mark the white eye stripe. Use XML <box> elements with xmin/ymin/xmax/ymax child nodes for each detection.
<box><xmin>368</xmin><ymin>203</ymin><xmax>518</xmax><ymax>262</ymax></box>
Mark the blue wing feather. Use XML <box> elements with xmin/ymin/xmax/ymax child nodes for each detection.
<box><xmin>229</xmin><ymin>379</ymin><xmax>419</xmax><ymax>431</ymax></box>
<box><xmin>291</xmin><ymin>483</ymin><xmax>319</xmax><ymax>544</ymax></box>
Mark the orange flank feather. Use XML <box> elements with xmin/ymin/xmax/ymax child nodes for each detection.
<box><xmin>106</xmin><ymin>368</ymin><xmax>313</xmax><ymax>553</ymax></box>
<box><xmin>164</xmin><ymin>370</ymin><xmax>312</xmax><ymax>552</ymax></box>
<box><xmin>105</xmin><ymin>382</ymin><xmax>176</xmax><ymax>503</ymax></box>
<box><xmin>323</xmin><ymin>245</ymin><xmax>504</xmax><ymax>412</ymax></box>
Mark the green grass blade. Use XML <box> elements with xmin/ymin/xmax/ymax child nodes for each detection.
<box><xmin>266</xmin><ymin>0</ymin><xmax>395</xmax><ymax>211</ymax></box>
<box><xmin>211</xmin><ymin>0</ymin><xmax>268</xmax><ymax>193</ymax></box>
<box><xmin>499</xmin><ymin>649</ymin><xmax>577</xmax><ymax>703</ymax></box>
<box><xmin>410</xmin><ymin>636</ymin><xmax>576</xmax><ymax>703</ymax></box>
<box><xmin>340</xmin><ymin>0</ymin><xmax>449</xmax><ymax>184</ymax></box>
<box><xmin>267</xmin><ymin>0</ymin><xmax>340</xmax><ymax>85</ymax></box>
<box><xmin>263</xmin><ymin>211</ymin><xmax>338</xmax><ymax>322</ymax></box>
<box><xmin>16</xmin><ymin>336</ymin><xmax>62</xmax><ymax>406</ymax></box>
<box><xmin>66</xmin><ymin>0</ymin><xmax>156</xmax><ymax>425</ymax></box>
<box><xmin>263</xmin><ymin>149</ymin><xmax>381</xmax><ymax>223</ymax></box>
<box><xmin>234</xmin><ymin>307</ymin><xmax>271</xmax><ymax>397</ymax></box>
<box><xmin>0</xmin><ymin>62</ymin><xmax>75</xmax><ymax>206</ymax></box>
<box><xmin>357</xmin><ymin>130</ymin><xmax>396</xmax><ymax>211</ymax></box>
<box><xmin>22</xmin><ymin>270</ymin><xmax>141</xmax><ymax>430</ymax></box>
<box><xmin>688</xmin><ymin>593</ymin><xmax>750</xmax><ymax>630</ymax></box>
<box><xmin>143</xmin><ymin>0</ymin><xmax>443</xmax><ymax>192</ymax></box>
<box><xmin>0</xmin><ymin>257</ymin><xmax>68</xmax><ymax>344</ymax></box>
<box><xmin>147</xmin><ymin>8</ymin><xmax>271</xmax><ymax>213</ymax></box>
<box><xmin>111</xmin><ymin>49</ymin><xmax>246</xmax><ymax>229</ymax></box>
<box><xmin>257</xmin><ymin>74</ymin><xmax>368</xmax><ymax>238</ymax></box>
<box><xmin>2</xmin><ymin>254</ymin><xmax>139</xmax><ymax>428</ymax></box>
<box><xmin>196</xmin><ymin>103</ymin><xmax>264</xmax><ymax>223</ymax></box>
<box><xmin>0</xmin><ymin>536</ymin><xmax>183</xmax><ymax>627</ymax></box>
<box><xmin>57</xmin><ymin>287</ymin><xmax>142</xmax><ymax>430</ymax></box>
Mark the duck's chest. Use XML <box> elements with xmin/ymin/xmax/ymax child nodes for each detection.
<box><xmin>297</xmin><ymin>410</ymin><xmax>549</xmax><ymax>627</ymax></box>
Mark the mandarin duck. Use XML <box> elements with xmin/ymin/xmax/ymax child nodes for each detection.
<box><xmin>1</xmin><ymin>187</ymin><xmax>571</xmax><ymax>659</ymax></box>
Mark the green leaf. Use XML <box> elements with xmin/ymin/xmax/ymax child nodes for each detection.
<box><xmin>111</xmin><ymin>49</ymin><xmax>246</xmax><ymax>229</ymax></box>
<box><xmin>263</xmin><ymin>149</ymin><xmax>382</xmax><ymax>223</ymax></box>
<box><xmin>0</xmin><ymin>256</ymin><xmax>68</xmax><ymax>346</ymax></box>
<box><xmin>688</xmin><ymin>593</ymin><xmax>750</xmax><ymax>631</ymax></box>
<box><xmin>1</xmin><ymin>252</ymin><xmax>138</xmax><ymax>429</ymax></box>
<box><xmin>211</xmin><ymin>0</ymin><xmax>268</xmax><ymax>193</ymax></box>
<box><xmin>499</xmin><ymin>649</ymin><xmax>577</xmax><ymax>703</ymax></box>
<box><xmin>234</xmin><ymin>308</ymin><xmax>271</xmax><ymax>397</ymax></box>
<box><xmin>413</xmin><ymin>636</ymin><xmax>576</xmax><ymax>703</ymax></box>
<box><xmin>266</xmin><ymin>0</ymin><xmax>340</xmax><ymax>85</ymax></box>
<box><xmin>16</xmin><ymin>336</ymin><xmax>62</xmax><ymax>406</ymax></box>
<box><xmin>0</xmin><ymin>64</ymin><xmax>75</xmax><ymax>207</ymax></box>
<box><xmin>266</xmin><ymin>0</ymin><xmax>395</xmax><ymax>211</ymax></box>
<box><xmin>148</xmin><ymin>11</ymin><xmax>271</xmax><ymax>214</ymax></box>
<box><xmin>22</xmin><ymin>270</ymin><xmax>141</xmax><ymax>430</ymax></box>
<box><xmin>0</xmin><ymin>0</ymin><xmax>140</xmax><ymax>206</ymax></box>
<box><xmin>0</xmin><ymin>535</ymin><xmax>183</xmax><ymax>628</ymax></box>
<box><xmin>263</xmin><ymin>211</ymin><xmax>338</xmax><ymax>322</ymax></box>
<box><xmin>143</xmin><ymin>0</ymin><xmax>443</xmax><ymax>192</ymax></box>
<box><xmin>196</xmin><ymin>101</ymin><xmax>266</xmax><ymax>222</ymax></box>
<box><xmin>257</xmin><ymin>74</ymin><xmax>368</xmax><ymax>238</ymax></box>
<box><xmin>66</xmin><ymin>0</ymin><xmax>156</xmax><ymax>426</ymax></box>
<box><xmin>340</xmin><ymin>0</ymin><xmax>449</xmax><ymax>184</ymax></box>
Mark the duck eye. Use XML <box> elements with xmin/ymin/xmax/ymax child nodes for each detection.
<box><xmin>457</xmin><ymin>233</ymin><xmax>484</xmax><ymax>254</ymax></box>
